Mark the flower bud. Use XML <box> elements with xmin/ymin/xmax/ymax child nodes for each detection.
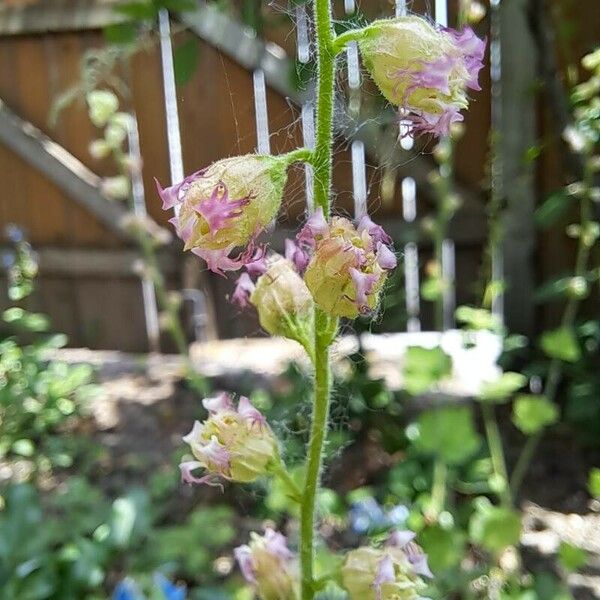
<box><xmin>302</xmin><ymin>212</ymin><xmax>396</xmax><ymax>319</ymax></box>
<box><xmin>342</xmin><ymin>530</ymin><xmax>432</xmax><ymax>600</ymax></box>
<box><xmin>250</xmin><ymin>256</ymin><xmax>313</xmax><ymax>340</ymax></box>
<box><xmin>89</xmin><ymin>139</ymin><xmax>112</xmax><ymax>160</ymax></box>
<box><xmin>100</xmin><ymin>175</ymin><xmax>130</xmax><ymax>200</ymax></box>
<box><xmin>358</xmin><ymin>16</ymin><xmax>485</xmax><ymax>136</ymax></box>
<box><xmin>234</xmin><ymin>528</ymin><xmax>298</xmax><ymax>600</ymax></box>
<box><xmin>180</xmin><ymin>393</ymin><xmax>278</xmax><ymax>486</ymax></box>
<box><xmin>156</xmin><ymin>154</ymin><xmax>289</xmax><ymax>274</ymax></box>
<box><xmin>86</xmin><ymin>90</ymin><xmax>119</xmax><ymax>127</ymax></box>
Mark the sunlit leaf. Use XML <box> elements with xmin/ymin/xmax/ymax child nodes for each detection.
<box><xmin>541</xmin><ymin>327</ymin><xmax>581</xmax><ymax>362</ymax></box>
<box><xmin>512</xmin><ymin>395</ymin><xmax>559</xmax><ymax>435</ymax></box>
<box><xmin>479</xmin><ymin>372</ymin><xmax>526</xmax><ymax>403</ymax></box>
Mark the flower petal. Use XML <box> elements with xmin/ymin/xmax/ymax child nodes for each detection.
<box><xmin>376</xmin><ymin>242</ymin><xmax>397</xmax><ymax>270</ymax></box>
<box><xmin>202</xmin><ymin>392</ymin><xmax>234</xmax><ymax>414</ymax></box>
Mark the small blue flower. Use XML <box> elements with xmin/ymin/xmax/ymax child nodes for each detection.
<box><xmin>112</xmin><ymin>574</ymin><xmax>186</xmax><ymax>600</ymax></box>
<box><xmin>155</xmin><ymin>573</ymin><xmax>186</xmax><ymax>600</ymax></box>
<box><xmin>348</xmin><ymin>498</ymin><xmax>409</xmax><ymax>534</ymax></box>
<box><xmin>113</xmin><ymin>578</ymin><xmax>144</xmax><ymax>600</ymax></box>
<box><xmin>5</xmin><ymin>224</ymin><xmax>24</xmax><ymax>244</ymax></box>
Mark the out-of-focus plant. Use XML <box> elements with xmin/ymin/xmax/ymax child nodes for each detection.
<box><xmin>511</xmin><ymin>47</ymin><xmax>600</xmax><ymax>493</ymax></box>
<box><xmin>83</xmin><ymin>90</ymin><xmax>206</xmax><ymax>394</ymax></box>
<box><xmin>0</xmin><ymin>226</ymin><xmax>97</xmax><ymax>475</ymax></box>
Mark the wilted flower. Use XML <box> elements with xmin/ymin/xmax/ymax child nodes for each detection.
<box><xmin>156</xmin><ymin>154</ymin><xmax>289</xmax><ymax>274</ymax></box>
<box><xmin>100</xmin><ymin>175</ymin><xmax>130</xmax><ymax>200</ymax></box>
<box><xmin>87</xmin><ymin>90</ymin><xmax>119</xmax><ymax>128</ymax></box>
<box><xmin>179</xmin><ymin>392</ymin><xmax>278</xmax><ymax>486</ymax></box>
<box><xmin>358</xmin><ymin>16</ymin><xmax>485</xmax><ymax>136</ymax></box>
<box><xmin>233</xmin><ymin>254</ymin><xmax>314</xmax><ymax>346</ymax></box>
<box><xmin>302</xmin><ymin>210</ymin><xmax>397</xmax><ymax>318</ymax></box>
<box><xmin>234</xmin><ymin>528</ymin><xmax>298</xmax><ymax>600</ymax></box>
<box><xmin>342</xmin><ymin>530</ymin><xmax>433</xmax><ymax>600</ymax></box>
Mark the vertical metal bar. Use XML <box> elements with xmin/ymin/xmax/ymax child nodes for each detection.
<box><xmin>434</xmin><ymin>0</ymin><xmax>448</xmax><ymax>27</ymax></box>
<box><xmin>401</xmin><ymin>177</ymin><xmax>420</xmax><ymax>331</ymax></box>
<box><xmin>442</xmin><ymin>239</ymin><xmax>456</xmax><ymax>330</ymax></box>
<box><xmin>345</xmin><ymin>0</ymin><xmax>368</xmax><ymax>221</ymax></box>
<box><xmin>127</xmin><ymin>116</ymin><xmax>161</xmax><ymax>352</ymax></box>
<box><xmin>253</xmin><ymin>69</ymin><xmax>271</xmax><ymax>155</ymax></box>
<box><xmin>296</xmin><ymin>3</ymin><xmax>310</xmax><ymax>64</ymax></box>
<box><xmin>158</xmin><ymin>9</ymin><xmax>184</xmax><ymax>188</ymax></box>
<box><xmin>301</xmin><ymin>101</ymin><xmax>316</xmax><ymax>213</ymax></box>
<box><xmin>395</xmin><ymin>0</ymin><xmax>407</xmax><ymax>17</ymax></box>
<box><xmin>297</xmin><ymin>1</ymin><xmax>315</xmax><ymax>214</ymax></box>
<box><xmin>435</xmin><ymin>0</ymin><xmax>455</xmax><ymax>330</ymax></box>
<box><xmin>351</xmin><ymin>141</ymin><xmax>367</xmax><ymax>220</ymax></box>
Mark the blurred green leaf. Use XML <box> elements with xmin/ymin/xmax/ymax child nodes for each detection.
<box><xmin>589</xmin><ymin>468</ymin><xmax>600</xmax><ymax>498</ymax></box>
<box><xmin>113</xmin><ymin>1</ymin><xmax>158</xmax><ymax>19</ymax></box>
<box><xmin>419</xmin><ymin>525</ymin><xmax>466</xmax><ymax>571</ymax></box>
<box><xmin>479</xmin><ymin>372</ymin><xmax>526</xmax><ymax>403</ymax></box>
<box><xmin>512</xmin><ymin>395</ymin><xmax>559</xmax><ymax>435</ymax></box>
<box><xmin>535</xmin><ymin>191</ymin><xmax>573</xmax><ymax>229</ymax></box>
<box><xmin>402</xmin><ymin>346</ymin><xmax>452</xmax><ymax>395</ymax></box>
<box><xmin>103</xmin><ymin>22</ymin><xmax>138</xmax><ymax>44</ymax></box>
<box><xmin>558</xmin><ymin>542</ymin><xmax>587</xmax><ymax>572</ymax></box>
<box><xmin>174</xmin><ymin>38</ymin><xmax>200</xmax><ymax>85</ymax></box>
<box><xmin>541</xmin><ymin>327</ymin><xmax>581</xmax><ymax>362</ymax></box>
<box><xmin>469</xmin><ymin>503</ymin><xmax>521</xmax><ymax>553</ymax></box>
<box><xmin>414</xmin><ymin>406</ymin><xmax>481</xmax><ymax>465</ymax></box>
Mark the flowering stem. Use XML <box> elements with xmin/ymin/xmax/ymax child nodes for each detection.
<box><xmin>272</xmin><ymin>460</ymin><xmax>303</xmax><ymax>502</ymax></box>
<box><xmin>299</xmin><ymin>0</ymin><xmax>337</xmax><ymax>596</ymax></box>
<box><xmin>312</xmin><ymin>0</ymin><xmax>335</xmax><ymax>214</ymax></box>
<box><xmin>301</xmin><ymin>309</ymin><xmax>333</xmax><ymax>599</ymax></box>
<box><xmin>332</xmin><ymin>28</ymin><xmax>367</xmax><ymax>54</ymax></box>
<box><xmin>283</xmin><ymin>147</ymin><xmax>314</xmax><ymax>166</ymax></box>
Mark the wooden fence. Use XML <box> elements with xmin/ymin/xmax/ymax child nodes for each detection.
<box><xmin>0</xmin><ymin>0</ymin><xmax>596</xmax><ymax>350</ymax></box>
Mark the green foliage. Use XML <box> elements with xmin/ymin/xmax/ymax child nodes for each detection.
<box><xmin>512</xmin><ymin>395</ymin><xmax>559</xmax><ymax>435</ymax></box>
<box><xmin>413</xmin><ymin>407</ymin><xmax>481</xmax><ymax>466</ymax></box>
<box><xmin>588</xmin><ymin>468</ymin><xmax>600</xmax><ymax>498</ymax></box>
<box><xmin>479</xmin><ymin>372</ymin><xmax>527</xmax><ymax>403</ymax></box>
<box><xmin>558</xmin><ymin>542</ymin><xmax>587</xmax><ymax>572</ymax></box>
<box><xmin>174</xmin><ymin>38</ymin><xmax>200</xmax><ymax>85</ymax></box>
<box><xmin>455</xmin><ymin>305</ymin><xmax>502</xmax><ymax>332</ymax></box>
<box><xmin>469</xmin><ymin>500</ymin><xmax>521</xmax><ymax>554</ymax></box>
<box><xmin>419</xmin><ymin>525</ymin><xmax>466</xmax><ymax>572</ymax></box>
<box><xmin>402</xmin><ymin>346</ymin><xmax>452</xmax><ymax>395</ymax></box>
<box><xmin>541</xmin><ymin>327</ymin><xmax>581</xmax><ymax>363</ymax></box>
<box><xmin>535</xmin><ymin>191</ymin><xmax>573</xmax><ymax>229</ymax></box>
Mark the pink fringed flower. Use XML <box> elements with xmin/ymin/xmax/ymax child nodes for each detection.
<box><xmin>180</xmin><ymin>392</ymin><xmax>278</xmax><ymax>486</ymax></box>
<box><xmin>234</xmin><ymin>528</ymin><xmax>298</xmax><ymax>600</ymax></box>
<box><xmin>342</xmin><ymin>529</ymin><xmax>432</xmax><ymax>600</ymax></box>
<box><xmin>156</xmin><ymin>154</ymin><xmax>289</xmax><ymax>273</ymax></box>
<box><xmin>302</xmin><ymin>214</ymin><xmax>397</xmax><ymax>318</ymax></box>
<box><xmin>358</xmin><ymin>16</ymin><xmax>486</xmax><ymax>137</ymax></box>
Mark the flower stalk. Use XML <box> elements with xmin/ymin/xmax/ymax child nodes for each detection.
<box><xmin>299</xmin><ymin>0</ymin><xmax>337</xmax><ymax>595</ymax></box>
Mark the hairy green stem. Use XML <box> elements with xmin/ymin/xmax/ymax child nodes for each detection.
<box><xmin>299</xmin><ymin>0</ymin><xmax>337</xmax><ymax>596</ymax></box>
<box><xmin>301</xmin><ymin>310</ymin><xmax>333</xmax><ymax>599</ymax></box>
<box><xmin>312</xmin><ymin>0</ymin><xmax>335</xmax><ymax>215</ymax></box>
<box><xmin>510</xmin><ymin>157</ymin><xmax>595</xmax><ymax>496</ymax></box>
